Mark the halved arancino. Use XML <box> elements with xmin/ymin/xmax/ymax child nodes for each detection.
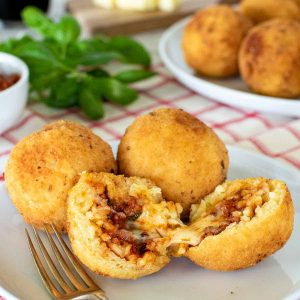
<box><xmin>67</xmin><ymin>172</ymin><xmax>186</xmax><ymax>279</ymax></box>
<box><xmin>67</xmin><ymin>174</ymin><xmax>294</xmax><ymax>278</ymax></box>
<box><xmin>184</xmin><ymin>178</ymin><xmax>294</xmax><ymax>271</ymax></box>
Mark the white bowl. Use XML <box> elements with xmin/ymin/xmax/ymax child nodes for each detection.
<box><xmin>0</xmin><ymin>52</ymin><xmax>29</xmax><ymax>135</ymax></box>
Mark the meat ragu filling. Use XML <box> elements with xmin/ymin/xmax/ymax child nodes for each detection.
<box><xmin>91</xmin><ymin>194</ymin><xmax>148</xmax><ymax>260</ymax></box>
<box><xmin>106</xmin><ymin>197</ymin><xmax>147</xmax><ymax>257</ymax></box>
<box><xmin>87</xmin><ymin>176</ymin><xmax>276</xmax><ymax>261</ymax></box>
<box><xmin>88</xmin><ymin>183</ymin><xmax>184</xmax><ymax>263</ymax></box>
<box><xmin>189</xmin><ymin>179</ymin><xmax>272</xmax><ymax>241</ymax></box>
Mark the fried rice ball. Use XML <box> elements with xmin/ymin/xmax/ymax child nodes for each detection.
<box><xmin>182</xmin><ymin>5</ymin><xmax>252</xmax><ymax>78</ymax></box>
<box><xmin>67</xmin><ymin>175</ymin><xmax>294</xmax><ymax>278</ymax></box>
<box><xmin>240</xmin><ymin>0</ymin><xmax>300</xmax><ymax>24</ymax></box>
<box><xmin>5</xmin><ymin>120</ymin><xmax>116</xmax><ymax>232</ymax></box>
<box><xmin>117</xmin><ymin>108</ymin><xmax>229</xmax><ymax>216</ymax></box>
<box><xmin>239</xmin><ymin>19</ymin><xmax>300</xmax><ymax>98</ymax></box>
<box><xmin>67</xmin><ymin>172</ymin><xmax>185</xmax><ymax>279</ymax></box>
<box><xmin>183</xmin><ymin>178</ymin><xmax>294</xmax><ymax>271</ymax></box>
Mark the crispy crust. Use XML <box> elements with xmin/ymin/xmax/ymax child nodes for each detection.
<box><xmin>117</xmin><ymin>108</ymin><xmax>229</xmax><ymax>215</ymax></box>
<box><xmin>182</xmin><ymin>5</ymin><xmax>252</xmax><ymax>78</ymax></box>
<box><xmin>5</xmin><ymin>120</ymin><xmax>116</xmax><ymax>232</ymax></box>
<box><xmin>239</xmin><ymin>19</ymin><xmax>300</xmax><ymax>98</ymax></box>
<box><xmin>186</xmin><ymin>178</ymin><xmax>294</xmax><ymax>271</ymax></box>
<box><xmin>67</xmin><ymin>172</ymin><xmax>183</xmax><ymax>279</ymax></box>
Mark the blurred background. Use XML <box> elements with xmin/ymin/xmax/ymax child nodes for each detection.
<box><xmin>0</xmin><ymin>0</ymin><xmax>49</xmax><ymax>20</ymax></box>
<box><xmin>0</xmin><ymin>0</ymin><xmax>217</xmax><ymax>36</ymax></box>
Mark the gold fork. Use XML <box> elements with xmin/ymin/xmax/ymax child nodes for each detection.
<box><xmin>25</xmin><ymin>224</ymin><xmax>108</xmax><ymax>300</ymax></box>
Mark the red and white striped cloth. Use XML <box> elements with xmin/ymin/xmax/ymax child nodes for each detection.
<box><xmin>1</xmin><ymin>58</ymin><xmax>300</xmax><ymax>178</ymax></box>
<box><xmin>1</xmin><ymin>30</ymin><xmax>300</xmax><ymax>300</ymax></box>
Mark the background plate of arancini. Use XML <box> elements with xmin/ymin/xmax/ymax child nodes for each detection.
<box><xmin>0</xmin><ymin>141</ymin><xmax>300</xmax><ymax>300</ymax></box>
<box><xmin>159</xmin><ymin>18</ymin><xmax>300</xmax><ymax>117</ymax></box>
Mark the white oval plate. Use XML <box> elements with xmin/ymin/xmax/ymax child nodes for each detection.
<box><xmin>159</xmin><ymin>18</ymin><xmax>300</xmax><ymax>117</ymax></box>
<box><xmin>1</xmin><ymin>142</ymin><xmax>300</xmax><ymax>300</ymax></box>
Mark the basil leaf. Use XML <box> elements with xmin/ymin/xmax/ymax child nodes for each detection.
<box><xmin>66</xmin><ymin>38</ymin><xmax>112</xmax><ymax>65</ymax></box>
<box><xmin>115</xmin><ymin>69</ymin><xmax>155</xmax><ymax>83</ymax></box>
<box><xmin>77</xmin><ymin>51</ymin><xmax>122</xmax><ymax>66</ymax></box>
<box><xmin>31</xmin><ymin>70</ymin><xmax>66</xmax><ymax>92</ymax></box>
<box><xmin>22</xmin><ymin>6</ymin><xmax>56</xmax><ymax>38</ymax></box>
<box><xmin>43</xmin><ymin>92</ymin><xmax>77</xmax><ymax>108</ymax></box>
<box><xmin>46</xmin><ymin>77</ymin><xmax>79</xmax><ymax>108</ymax></box>
<box><xmin>42</xmin><ymin>39</ymin><xmax>67</xmax><ymax>59</ymax></box>
<box><xmin>79</xmin><ymin>89</ymin><xmax>104</xmax><ymax>119</ymax></box>
<box><xmin>97</xmin><ymin>78</ymin><xmax>138</xmax><ymax>105</ymax></box>
<box><xmin>73</xmin><ymin>38</ymin><xmax>108</xmax><ymax>53</ymax></box>
<box><xmin>88</xmin><ymin>68</ymin><xmax>110</xmax><ymax>78</ymax></box>
<box><xmin>66</xmin><ymin>40</ymin><xmax>122</xmax><ymax>67</ymax></box>
<box><xmin>108</xmin><ymin>36</ymin><xmax>151</xmax><ymax>67</ymax></box>
<box><xmin>17</xmin><ymin>41</ymin><xmax>64</xmax><ymax>70</ymax></box>
<box><xmin>0</xmin><ymin>35</ymin><xmax>33</xmax><ymax>54</ymax></box>
<box><xmin>22</xmin><ymin>7</ymin><xmax>80</xmax><ymax>47</ymax></box>
<box><xmin>54</xmin><ymin>15</ymin><xmax>80</xmax><ymax>45</ymax></box>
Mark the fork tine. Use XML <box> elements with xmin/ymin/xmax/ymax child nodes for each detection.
<box><xmin>51</xmin><ymin>224</ymin><xmax>99</xmax><ymax>289</ymax></box>
<box><xmin>43</xmin><ymin>225</ymin><xmax>86</xmax><ymax>290</ymax></box>
<box><xmin>31</xmin><ymin>226</ymin><xmax>74</xmax><ymax>294</ymax></box>
<box><xmin>25</xmin><ymin>229</ymin><xmax>61</xmax><ymax>299</ymax></box>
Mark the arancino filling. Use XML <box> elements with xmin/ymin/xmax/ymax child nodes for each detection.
<box><xmin>91</xmin><ymin>194</ymin><xmax>150</xmax><ymax>260</ymax></box>
<box><xmin>189</xmin><ymin>179</ymin><xmax>273</xmax><ymax>240</ymax></box>
<box><xmin>87</xmin><ymin>178</ymin><xmax>276</xmax><ymax>260</ymax></box>
<box><xmin>169</xmin><ymin>179</ymin><xmax>277</xmax><ymax>256</ymax></box>
<box><xmin>88</xmin><ymin>185</ymin><xmax>184</xmax><ymax>263</ymax></box>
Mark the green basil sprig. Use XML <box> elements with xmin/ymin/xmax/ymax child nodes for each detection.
<box><xmin>0</xmin><ymin>6</ymin><xmax>155</xmax><ymax>119</ymax></box>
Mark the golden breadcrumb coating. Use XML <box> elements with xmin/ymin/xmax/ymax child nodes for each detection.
<box><xmin>182</xmin><ymin>5</ymin><xmax>252</xmax><ymax>78</ymax></box>
<box><xmin>67</xmin><ymin>172</ymin><xmax>184</xmax><ymax>279</ymax></box>
<box><xmin>239</xmin><ymin>19</ymin><xmax>300</xmax><ymax>98</ymax></box>
<box><xmin>5</xmin><ymin>120</ymin><xmax>116</xmax><ymax>232</ymax></box>
<box><xmin>185</xmin><ymin>178</ymin><xmax>294</xmax><ymax>271</ymax></box>
<box><xmin>117</xmin><ymin>108</ymin><xmax>229</xmax><ymax>216</ymax></box>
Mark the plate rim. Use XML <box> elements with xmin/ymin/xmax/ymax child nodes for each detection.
<box><xmin>158</xmin><ymin>17</ymin><xmax>300</xmax><ymax>116</ymax></box>
<box><xmin>1</xmin><ymin>143</ymin><xmax>300</xmax><ymax>300</ymax></box>
<box><xmin>227</xmin><ymin>145</ymin><xmax>300</xmax><ymax>181</ymax></box>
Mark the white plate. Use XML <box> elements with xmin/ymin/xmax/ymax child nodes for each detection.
<box><xmin>1</xmin><ymin>142</ymin><xmax>300</xmax><ymax>300</ymax></box>
<box><xmin>159</xmin><ymin>18</ymin><xmax>300</xmax><ymax>117</ymax></box>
